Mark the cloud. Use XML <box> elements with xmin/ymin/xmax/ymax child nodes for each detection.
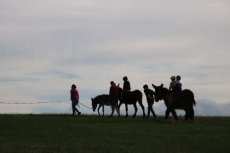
<box><xmin>31</xmin><ymin>70</ymin><xmax>81</xmax><ymax>79</ymax></box>
<box><xmin>0</xmin><ymin>0</ymin><xmax>230</xmax><ymax>114</ymax></box>
<box><xmin>195</xmin><ymin>99</ymin><xmax>230</xmax><ymax>116</ymax></box>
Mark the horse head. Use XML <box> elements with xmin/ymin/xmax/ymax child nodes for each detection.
<box><xmin>91</xmin><ymin>98</ymin><xmax>97</xmax><ymax>112</ymax></box>
<box><xmin>152</xmin><ymin>83</ymin><xmax>168</xmax><ymax>102</ymax></box>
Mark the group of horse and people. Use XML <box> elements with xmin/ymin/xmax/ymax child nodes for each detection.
<box><xmin>71</xmin><ymin>76</ymin><xmax>196</xmax><ymax>121</ymax></box>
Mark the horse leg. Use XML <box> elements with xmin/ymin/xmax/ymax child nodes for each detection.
<box><xmin>102</xmin><ymin>105</ymin><xmax>105</xmax><ymax>116</ymax></box>
<box><xmin>133</xmin><ymin>103</ymin><xmax>138</xmax><ymax>118</ymax></box>
<box><xmin>190</xmin><ymin>108</ymin><xmax>194</xmax><ymax>121</ymax></box>
<box><xmin>118</xmin><ymin>101</ymin><xmax>123</xmax><ymax>110</ymax></box>
<box><xmin>150</xmin><ymin>106</ymin><xmax>157</xmax><ymax>118</ymax></box>
<box><xmin>185</xmin><ymin>110</ymin><xmax>189</xmax><ymax>121</ymax></box>
<box><xmin>171</xmin><ymin>109</ymin><xmax>178</xmax><ymax>120</ymax></box>
<box><xmin>97</xmin><ymin>105</ymin><xmax>102</xmax><ymax>116</ymax></box>
<box><xmin>109</xmin><ymin>106</ymin><xmax>115</xmax><ymax>117</ymax></box>
<box><xmin>118</xmin><ymin>102</ymin><xmax>122</xmax><ymax>117</ymax></box>
<box><xmin>125</xmin><ymin>103</ymin><xmax>128</xmax><ymax>118</ymax></box>
<box><xmin>138</xmin><ymin>100</ymin><xmax>146</xmax><ymax>118</ymax></box>
<box><xmin>166</xmin><ymin>104</ymin><xmax>178</xmax><ymax>120</ymax></box>
<box><xmin>165</xmin><ymin>108</ymin><xmax>170</xmax><ymax>119</ymax></box>
<box><xmin>115</xmin><ymin>105</ymin><xmax>120</xmax><ymax>117</ymax></box>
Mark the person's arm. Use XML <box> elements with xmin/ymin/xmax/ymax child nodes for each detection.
<box><xmin>169</xmin><ymin>82</ymin><xmax>172</xmax><ymax>90</ymax></box>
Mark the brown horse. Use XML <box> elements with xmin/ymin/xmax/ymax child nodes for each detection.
<box><xmin>152</xmin><ymin>84</ymin><xmax>196</xmax><ymax>121</ymax></box>
<box><xmin>91</xmin><ymin>94</ymin><xmax>120</xmax><ymax>117</ymax></box>
<box><xmin>118</xmin><ymin>88</ymin><xmax>146</xmax><ymax>118</ymax></box>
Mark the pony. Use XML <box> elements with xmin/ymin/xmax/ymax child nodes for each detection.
<box><xmin>118</xmin><ymin>88</ymin><xmax>146</xmax><ymax>118</ymax></box>
<box><xmin>91</xmin><ymin>94</ymin><xmax>120</xmax><ymax>117</ymax></box>
<box><xmin>152</xmin><ymin>84</ymin><xmax>196</xmax><ymax>121</ymax></box>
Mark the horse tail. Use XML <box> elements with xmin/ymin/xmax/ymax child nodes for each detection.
<box><xmin>134</xmin><ymin>90</ymin><xmax>142</xmax><ymax>104</ymax></box>
<box><xmin>184</xmin><ymin>89</ymin><xmax>196</xmax><ymax>106</ymax></box>
<box><xmin>137</xmin><ymin>90</ymin><xmax>142</xmax><ymax>102</ymax></box>
<box><xmin>190</xmin><ymin>90</ymin><xmax>196</xmax><ymax>106</ymax></box>
<box><xmin>191</xmin><ymin>91</ymin><xmax>196</xmax><ymax>106</ymax></box>
<box><xmin>193</xmin><ymin>98</ymin><xmax>196</xmax><ymax>106</ymax></box>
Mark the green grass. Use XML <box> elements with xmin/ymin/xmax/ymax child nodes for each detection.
<box><xmin>0</xmin><ymin>114</ymin><xmax>230</xmax><ymax>153</ymax></box>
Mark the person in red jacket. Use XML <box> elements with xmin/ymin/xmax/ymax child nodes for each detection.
<box><xmin>109</xmin><ymin>81</ymin><xmax>120</xmax><ymax>117</ymax></box>
<box><xmin>70</xmin><ymin>84</ymin><xmax>81</xmax><ymax>115</ymax></box>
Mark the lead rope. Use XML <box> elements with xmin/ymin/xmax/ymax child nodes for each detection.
<box><xmin>78</xmin><ymin>102</ymin><xmax>92</xmax><ymax>109</ymax></box>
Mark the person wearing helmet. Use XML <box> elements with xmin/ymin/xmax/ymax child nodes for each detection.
<box><xmin>174</xmin><ymin>75</ymin><xmax>182</xmax><ymax>92</ymax></box>
<box><xmin>123</xmin><ymin>76</ymin><xmax>131</xmax><ymax>92</ymax></box>
<box><xmin>168</xmin><ymin>76</ymin><xmax>177</xmax><ymax>105</ymax></box>
<box><xmin>122</xmin><ymin>76</ymin><xmax>131</xmax><ymax>103</ymax></box>
<box><xmin>169</xmin><ymin>76</ymin><xmax>176</xmax><ymax>91</ymax></box>
<box><xmin>143</xmin><ymin>84</ymin><xmax>157</xmax><ymax>118</ymax></box>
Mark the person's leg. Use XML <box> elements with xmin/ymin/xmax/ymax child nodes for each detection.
<box><xmin>110</xmin><ymin>99</ymin><xmax>115</xmax><ymax>117</ymax></box>
<box><xmin>114</xmin><ymin>99</ymin><xmax>120</xmax><ymax>116</ymax></box>
<box><xmin>150</xmin><ymin>107</ymin><xmax>157</xmax><ymax>118</ymax></box>
<box><xmin>149</xmin><ymin>101</ymin><xmax>156</xmax><ymax>118</ymax></box>
<box><xmin>75</xmin><ymin>102</ymin><xmax>81</xmax><ymax>115</ymax></box>
<box><xmin>74</xmin><ymin>103</ymin><xmax>81</xmax><ymax>115</ymax></box>
<box><xmin>73</xmin><ymin>99</ymin><xmax>81</xmax><ymax>115</ymax></box>
<box><xmin>147</xmin><ymin>106</ymin><xmax>150</xmax><ymax>118</ymax></box>
<box><xmin>72</xmin><ymin>101</ymin><xmax>76</xmax><ymax>115</ymax></box>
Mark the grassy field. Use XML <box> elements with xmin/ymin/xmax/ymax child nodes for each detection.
<box><xmin>0</xmin><ymin>114</ymin><xmax>230</xmax><ymax>153</ymax></box>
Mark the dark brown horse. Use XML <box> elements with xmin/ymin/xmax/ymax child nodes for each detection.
<box><xmin>152</xmin><ymin>84</ymin><xmax>196</xmax><ymax>121</ymax></box>
<box><xmin>91</xmin><ymin>94</ymin><xmax>120</xmax><ymax>117</ymax></box>
<box><xmin>118</xmin><ymin>88</ymin><xmax>146</xmax><ymax>118</ymax></box>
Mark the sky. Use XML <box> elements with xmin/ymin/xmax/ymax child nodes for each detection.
<box><xmin>0</xmin><ymin>0</ymin><xmax>230</xmax><ymax>116</ymax></box>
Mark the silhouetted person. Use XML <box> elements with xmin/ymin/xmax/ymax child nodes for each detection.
<box><xmin>109</xmin><ymin>81</ymin><xmax>120</xmax><ymax>117</ymax></box>
<box><xmin>169</xmin><ymin>76</ymin><xmax>176</xmax><ymax>92</ymax></box>
<box><xmin>70</xmin><ymin>84</ymin><xmax>81</xmax><ymax>115</ymax></box>
<box><xmin>175</xmin><ymin>75</ymin><xmax>182</xmax><ymax>92</ymax></box>
<box><xmin>123</xmin><ymin>76</ymin><xmax>131</xmax><ymax>92</ymax></box>
<box><xmin>168</xmin><ymin>76</ymin><xmax>177</xmax><ymax>104</ymax></box>
<box><xmin>143</xmin><ymin>84</ymin><xmax>157</xmax><ymax>118</ymax></box>
<box><xmin>122</xmin><ymin>76</ymin><xmax>131</xmax><ymax>103</ymax></box>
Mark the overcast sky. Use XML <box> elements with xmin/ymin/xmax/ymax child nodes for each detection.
<box><xmin>0</xmin><ymin>0</ymin><xmax>230</xmax><ymax>115</ymax></box>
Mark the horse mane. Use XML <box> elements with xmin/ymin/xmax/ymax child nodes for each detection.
<box><xmin>161</xmin><ymin>87</ymin><xmax>169</xmax><ymax>95</ymax></box>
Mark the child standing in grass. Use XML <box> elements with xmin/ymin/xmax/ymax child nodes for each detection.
<box><xmin>70</xmin><ymin>84</ymin><xmax>81</xmax><ymax>115</ymax></box>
